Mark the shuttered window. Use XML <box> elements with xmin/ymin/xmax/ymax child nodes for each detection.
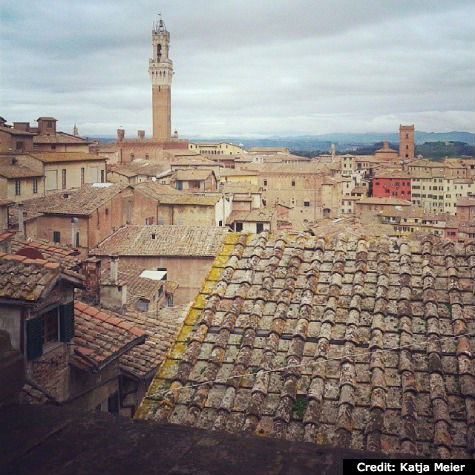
<box><xmin>60</xmin><ymin>301</ymin><xmax>75</xmax><ymax>342</ymax></box>
<box><xmin>26</xmin><ymin>317</ymin><xmax>43</xmax><ymax>361</ymax></box>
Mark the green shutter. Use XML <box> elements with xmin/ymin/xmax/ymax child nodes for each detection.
<box><xmin>60</xmin><ymin>301</ymin><xmax>75</xmax><ymax>342</ymax></box>
<box><xmin>27</xmin><ymin>316</ymin><xmax>43</xmax><ymax>361</ymax></box>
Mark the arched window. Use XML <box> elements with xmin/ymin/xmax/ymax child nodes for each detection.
<box><xmin>157</xmin><ymin>44</ymin><xmax>162</xmax><ymax>61</ymax></box>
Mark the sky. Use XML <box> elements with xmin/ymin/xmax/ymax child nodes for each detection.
<box><xmin>1</xmin><ymin>0</ymin><xmax>474</xmax><ymax>138</ymax></box>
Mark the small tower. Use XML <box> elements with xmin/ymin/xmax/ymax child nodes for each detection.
<box><xmin>149</xmin><ymin>16</ymin><xmax>173</xmax><ymax>140</ymax></box>
<box><xmin>73</xmin><ymin>123</ymin><xmax>79</xmax><ymax>136</ymax></box>
<box><xmin>399</xmin><ymin>124</ymin><xmax>415</xmax><ymax>160</ymax></box>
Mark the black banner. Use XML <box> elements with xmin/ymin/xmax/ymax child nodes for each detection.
<box><xmin>343</xmin><ymin>460</ymin><xmax>474</xmax><ymax>475</ymax></box>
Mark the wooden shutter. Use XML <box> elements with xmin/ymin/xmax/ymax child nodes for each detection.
<box><xmin>60</xmin><ymin>301</ymin><xmax>75</xmax><ymax>342</ymax></box>
<box><xmin>26</xmin><ymin>316</ymin><xmax>43</xmax><ymax>360</ymax></box>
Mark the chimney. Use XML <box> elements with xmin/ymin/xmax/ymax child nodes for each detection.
<box><xmin>110</xmin><ymin>256</ymin><xmax>119</xmax><ymax>284</ymax></box>
<box><xmin>138</xmin><ymin>130</ymin><xmax>145</xmax><ymax>140</ymax></box>
<box><xmin>117</xmin><ymin>128</ymin><xmax>125</xmax><ymax>142</ymax></box>
<box><xmin>71</xmin><ymin>217</ymin><xmax>78</xmax><ymax>247</ymax></box>
<box><xmin>81</xmin><ymin>257</ymin><xmax>101</xmax><ymax>305</ymax></box>
<box><xmin>17</xmin><ymin>204</ymin><xmax>25</xmax><ymax>240</ymax></box>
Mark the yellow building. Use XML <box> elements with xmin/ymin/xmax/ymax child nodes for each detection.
<box><xmin>411</xmin><ymin>172</ymin><xmax>475</xmax><ymax>215</ymax></box>
<box><xmin>31</xmin><ymin>152</ymin><xmax>107</xmax><ymax>192</ymax></box>
<box><xmin>219</xmin><ymin>169</ymin><xmax>259</xmax><ymax>185</ymax></box>
<box><xmin>188</xmin><ymin>142</ymin><xmax>244</xmax><ymax>156</ymax></box>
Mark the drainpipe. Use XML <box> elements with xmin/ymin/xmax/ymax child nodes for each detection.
<box><xmin>71</xmin><ymin>217</ymin><xmax>78</xmax><ymax>247</ymax></box>
<box><xmin>17</xmin><ymin>204</ymin><xmax>25</xmax><ymax>240</ymax></box>
<box><xmin>110</xmin><ymin>256</ymin><xmax>119</xmax><ymax>284</ymax></box>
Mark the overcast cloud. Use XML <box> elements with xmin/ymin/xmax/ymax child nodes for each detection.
<box><xmin>1</xmin><ymin>0</ymin><xmax>474</xmax><ymax>137</ymax></box>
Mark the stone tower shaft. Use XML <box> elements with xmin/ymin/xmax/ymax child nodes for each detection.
<box><xmin>149</xmin><ymin>18</ymin><xmax>173</xmax><ymax>139</ymax></box>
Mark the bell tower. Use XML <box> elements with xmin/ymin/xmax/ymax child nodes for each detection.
<box><xmin>399</xmin><ymin>124</ymin><xmax>415</xmax><ymax>160</ymax></box>
<box><xmin>149</xmin><ymin>16</ymin><xmax>173</xmax><ymax>140</ymax></box>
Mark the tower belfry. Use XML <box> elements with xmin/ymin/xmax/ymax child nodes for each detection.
<box><xmin>149</xmin><ymin>16</ymin><xmax>173</xmax><ymax>139</ymax></box>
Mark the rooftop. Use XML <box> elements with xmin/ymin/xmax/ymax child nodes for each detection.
<box><xmin>0</xmin><ymin>253</ymin><xmax>77</xmax><ymax>302</ymax></box>
<box><xmin>133</xmin><ymin>181</ymin><xmax>181</xmax><ymax>200</ymax></box>
<box><xmin>175</xmin><ymin>169</ymin><xmax>215</xmax><ymax>181</ymax></box>
<box><xmin>15</xmin><ymin>183</ymin><xmax>130</xmax><ymax>217</ymax></box>
<box><xmin>91</xmin><ymin>225</ymin><xmax>229</xmax><ymax>257</ymax></box>
<box><xmin>73</xmin><ymin>301</ymin><xmax>145</xmax><ymax>371</ymax></box>
<box><xmin>120</xmin><ymin>304</ymin><xmax>190</xmax><ymax>379</ymax></box>
<box><xmin>33</xmin><ymin>132</ymin><xmax>92</xmax><ymax>145</ymax></box>
<box><xmin>137</xmin><ymin>232</ymin><xmax>475</xmax><ymax>459</ymax></box>
<box><xmin>226</xmin><ymin>209</ymin><xmax>274</xmax><ymax>224</ymax></box>
<box><xmin>0</xmin><ymin>404</ymin><xmax>397</xmax><ymax>475</ymax></box>
<box><xmin>158</xmin><ymin>194</ymin><xmax>221</xmax><ymax>206</ymax></box>
<box><xmin>10</xmin><ymin>237</ymin><xmax>82</xmax><ymax>273</ymax></box>
<box><xmin>356</xmin><ymin>197</ymin><xmax>413</xmax><ymax>206</ymax></box>
<box><xmin>0</xmin><ymin>163</ymin><xmax>43</xmax><ymax>179</ymax></box>
<box><xmin>30</xmin><ymin>152</ymin><xmax>104</xmax><ymax>163</ymax></box>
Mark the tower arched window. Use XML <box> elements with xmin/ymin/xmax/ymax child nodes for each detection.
<box><xmin>157</xmin><ymin>44</ymin><xmax>162</xmax><ymax>61</ymax></box>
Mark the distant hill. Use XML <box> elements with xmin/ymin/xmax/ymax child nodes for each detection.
<box><xmin>90</xmin><ymin>131</ymin><xmax>474</xmax><ymax>151</ymax></box>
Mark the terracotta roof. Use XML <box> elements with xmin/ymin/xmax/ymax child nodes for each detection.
<box><xmin>0</xmin><ymin>164</ymin><xmax>43</xmax><ymax>178</ymax></box>
<box><xmin>158</xmin><ymin>194</ymin><xmax>220</xmax><ymax>206</ymax></box>
<box><xmin>357</xmin><ymin>197</ymin><xmax>412</xmax><ymax>206</ymax></box>
<box><xmin>10</xmin><ymin>238</ymin><xmax>82</xmax><ymax>273</ymax></box>
<box><xmin>91</xmin><ymin>225</ymin><xmax>229</xmax><ymax>257</ymax></box>
<box><xmin>171</xmin><ymin>157</ymin><xmax>218</xmax><ymax>166</ymax></box>
<box><xmin>248</xmin><ymin>147</ymin><xmax>289</xmax><ymax>153</ymax></box>
<box><xmin>175</xmin><ymin>169</ymin><xmax>214</xmax><ymax>181</ymax></box>
<box><xmin>137</xmin><ymin>232</ymin><xmax>475</xmax><ymax>459</ymax></box>
<box><xmin>30</xmin><ymin>152</ymin><xmax>104</xmax><ymax>162</ymax></box>
<box><xmin>72</xmin><ymin>300</ymin><xmax>145</xmax><ymax>371</ymax></box>
<box><xmin>456</xmin><ymin>197</ymin><xmax>475</xmax><ymax>207</ymax></box>
<box><xmin>220</xmin><ymin>169</ymin><xmax>259</xmax><ymax>177</ymax></box>
<box><xmin>33</xmin><ymin>132</ymin><xmax>93</xmax><ymax>145</ymax></box>
<box><xmin>350</xmin><ymin>186</ymin><xmax>368</xmax><ymax>195</ymax></box>
<box><xmin>226</xmin><ymin>209</ymin><xmax>274</xmax><ymax>225</ymax></box>
<box><xmin>107</xmin><ymin>265</ymin><xmax>165</xmax><ymax>307</ymax></box>
<box><xmin>19</xmin><ymin>380</ymin><xmax>58</xmax><ymax>405</ymax></box>
<box><xmin>0</xmin><ymin>253</ymin><xmax>61</xmax><ymax>301</ymax></box>
<box><xmin>374</xmin><ymin>170</ymin><xmax>411</xmax><ymax>179</ymax></box>
<box><xmin>133</xmin><ymin>181</ymin><xmax>181</xmax><ymax>200</ymax></box>
<box><xmin>120</xmin><ymin>304</ymin><xmax>190</xmax><ymax>379</ymax></box>
<box><xmin>221</xmin><ymin>182</ymin><xmax>261</xmax><ymax>194</ymax></box>
<box><xmin>0</xmin><ymin>125</ymin><xmax>36</xmax><ymax>136</ymax></box>
<box><xmin>16</xmin><ymin>183</ymin><xmax>129</xmax><ymax>216</ymax></box>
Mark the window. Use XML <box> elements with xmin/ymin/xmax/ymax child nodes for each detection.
<box><xmin>145</xmin><ymin>217</ymin><xmax>154</xmax><ymax>225</ymax></box>
<box><xmin>41</xmin><ymin>308</ymin><xmax>59</xmax><ymax>345</ymax></box>
<box><xmin>16</xmin><ymin>141</ymin><xmax>24</xmax><ymax>151</ymax></box>
<box><xmin>256</xmin><ymin>222</ymin><xmax>264</xmax><ymax>233</ymax></box>
<box><xmin>303</xmin><ymin>201</ymin><xmax>310</xmax><ymax>207</ymax></box>
<box><xmin>61</xmin><ymin>169</ymin><xmax>66</xmax><ymax>189</ymax></box>
<box><xmin>105</xmin><ymin>208</ymin><xmax>109</xmax><ymax>216</ymax></box>
<box><xmin>51</xmin><ymin>145</ymin><xmax>56</xmax><ymax>150</ymax></box>
<box><xmin>33</xmin><ymin>178</ymin><xmax>38</xmax><ymax>194</ymax></box>
<box><xmin>236</xmin><ymin>222</ymin><xmax>243</xmax><ymax>232</ymax></box>
<box><xmin>166</xmin><ymin>293</ymin><xmax>173</xmax><ymax>307</ymax></box>
<box><xmin>291</xmin><ymin>180</ymin><xmax>295</xmax><ymax>187</ymax></box>
<box><xmin>136</xmin><ymin>298</ymin><xmax>149</xmax><ymax>312</ymax></box>
<box><xmin>53</xmin><ymin>231</ymin><xmax>61</xmax><ymax>243</ymax></box>
<box><xmin>107</xmin><ymin>392</ymin><xmax>119</xmax><ymax>414</ymax></box>
<box><xmin>100</xmin><ymin>170</ymin><xmax>105</xmax><ymax>183</ymax></box>
<box><xmin>263</xmin><ymin>179</ymin><xmax>267</xmax><ymax>186</ymax></box>
<box><xmin>15</xmin><ymin>179</ymin><xmax>21</xmax><ymax>195</ymax></box>
<box><xmin>81</xmin><ymin>168</ymin><xmax>85</xmax><ymax>185</ymax></box>
<box><xmin>47</xmin><ymin>121</ymin><xmax>52</xmax><ymax>128</ymax></box>
<box><xmin>75</xmin><ymin>232</ymin><xmax>80</xmax><ymax>247</ymax></box>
